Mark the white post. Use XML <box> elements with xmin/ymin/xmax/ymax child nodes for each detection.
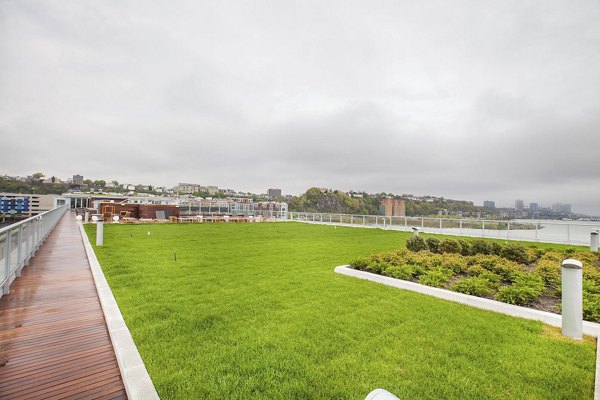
<box><xmin>561</xmin><ymin>259</ymin><xmax>583</xmax><ymax>339</ymax></box>
<box><xmin>591</xmin><ymin>230</ymin><xmax>599</xmax><ymax>252</ymax></box>
<box><xmin>84</xmin><ymin>211</ymin><xmax>89</xmax><ymax>224</ymax></box>
<box><xmin>96</xmin><ymin>221</ymin><xmax>104</xmax><ymax>246</ymax></box>
<box><xmin>365</xmin><ymin>389</ymin><xmax>400</xmax><ymax>400</ymax></box>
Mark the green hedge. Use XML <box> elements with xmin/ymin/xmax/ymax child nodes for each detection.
<box><xmin>348</xmin><ymin>244</ymin><xmax>600</xmax><ymax>322</ymax></box>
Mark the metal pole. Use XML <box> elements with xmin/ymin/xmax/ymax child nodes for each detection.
<box><xmin>3</xmin><ymin>228</ymin><xmax>12</xmax><ymax>294</ymax></box>
<box><xmin>16</xmin><ymin>225</ymin><xmax>22</xmax><ymax>276</ymax></box>
<box><xmin>561</xmin><ymin>259</ymin><xmax>583</xmax><ymax>339</ymax></box>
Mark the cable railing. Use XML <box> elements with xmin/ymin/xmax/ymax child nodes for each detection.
<box><xmin>287</xmin><ymin>211</ymin><xmax>600</xmax><ymax>246</ymax></box>
<box><xmin>0</xmin><ymin>204</ymin><xmax>68</xmax><ymax>298</ymax></box>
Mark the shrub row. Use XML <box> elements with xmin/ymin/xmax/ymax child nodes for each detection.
<box><xmin>349</xmin><ymin>246</ymin><xmax>600</xmax><ymax>322</ymax></box>
<box><xmin>406</xmin><ymin>236</ymin><xmax>531</xmax><ymax>263</ymax></box>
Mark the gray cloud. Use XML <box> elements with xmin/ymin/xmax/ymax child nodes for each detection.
<box><xmin>1</xmin><ymin>0</ymin><xmax>599</xmax><ymax>215</ymax></box>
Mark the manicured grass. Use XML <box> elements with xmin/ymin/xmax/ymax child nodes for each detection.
<box><xmin>86</xmin><ymin>222</ymin><xmax>596</xmax><ymax>399</ymax></box>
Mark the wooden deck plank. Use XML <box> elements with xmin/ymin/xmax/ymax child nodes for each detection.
<box><xmin>0</xmin><ymin>212</ymin><xmax>127</xmax><ymax>399</ymax></box>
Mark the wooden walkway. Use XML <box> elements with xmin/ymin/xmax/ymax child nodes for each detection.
<box><xmin>0</xmin><ymin>212</ymin><xmax>127</xmax><ymax>399</ymax></box>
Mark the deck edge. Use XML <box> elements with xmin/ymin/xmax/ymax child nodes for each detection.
<box><xmin>78</xmin><ymin>220</ymin><xmax>160</xmax><ymax>400</ymax></box>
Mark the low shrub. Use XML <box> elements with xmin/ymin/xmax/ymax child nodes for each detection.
<box><xmin>418</xmin><ymin>267</ymin><xmax>453</xmax><ymax>287</ymax></box>
<box><xmin>583</xmin><ymin>278</ymin><xmax>600</xmax><ymax>295</ymax></box>
<box><xmin>540</xmin><ymin>251</ymin><xmax>563</xmax><ymax>263</ymax></box>
<box><xmin>491</xmin><ymin>260</ymin><xmax>524</xmax><ymax>282</ymax></box>
<box><xmin>500</xmin><ymin>243</ymin><xmax>529</xmax><ymax>264</ymax></box>
<box><xmin>534</xmin><ymin>259</ymin><xmax>560</xmax><ymax>287</ymax></box>
<box><xmin>349</xmin><ymin>257</ymin><xmax>369</xmax><ymax>270</ymax></box>
<box><xmin>471</xmin><ymin>240</ymin><xmax>491</xmax><ymax>255</ymax></box>
<box><xmin>425</xmin><ymin>237</ymin><xmax>441</xmax><ymax>254</ymax></box>
<box><xmin>467</xmin><ymin>264</ymin><xmax>486</xmax><ymax>276</ymax></box>
<box><xmin>442</xmin><ymin>253</ymin><xmax>469</xmax><ymax>274</ymax></box>
<box><xmin>479</xmin><ymin>271</ymin><xmax>501</xmax><ymax>288</ymax></box>
<box><xmin>458</xmin><ymin>239</ymin><xmax>472</xmax><ymax>256</ymax></box>
<box><xmin>489</xmin><ymin>242</ymin><xmax>503</xmax><ymax>256</ymax></box>
<box><xmin>440</xmin><ymin>239</ymin><xmax>462</xmax><ymax>254</ymax></box>
<box><xmin>496</xmin><ymin>274</ymin><xmax>545</xmax><ymax>305</ymax></box>
<box><xmin>526</xmin><ymin>247</ymin><xmax>543</xmax><ymax>263</ymax></box>
<box><xmin>583</xmin><ymin>293</ymin><xmax>600</xmax><ymax>322</ymax></box>
<box><xmin>385</xmin><ymin>265</ymin><xmax>416</xmax><ymax>280</ymax></box>
<box><xmin>366</xmin><ymin>260</ymin><xmax>388</xmax><ymax>274</ymax></box>
<box><xmin>406</xmin><ymin>236</ymin><xmax>428</xmax><ymax>252</ymax></box>
<box><xmin>451</xmin><ymin>277</ymin><xmax>494</xmax><ymax>297</ymax></box>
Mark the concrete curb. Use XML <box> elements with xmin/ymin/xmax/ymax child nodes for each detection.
<box><xmin>78</xmin><ymin>222</ymin><xmax>160</xmax><ymax>400</ymax></box>
<box><xmin>335</xmin><ymin>265</ymin><xmax>600</xmax><ymax>400</ymax></box>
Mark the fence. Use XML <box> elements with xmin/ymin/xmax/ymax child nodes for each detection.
<box><xmin>0</xmin><ymin>205</ymin><xmax>67</xmax><ymax>298</ymax></box>
<box><xmin>287</xmin><ymin>212</ymin><xmax>600</xmax><ymax>246</ymax></box>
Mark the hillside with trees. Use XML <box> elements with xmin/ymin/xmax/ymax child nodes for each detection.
<box><xmin>288</xmin><ymin>188</ymin><xmax>380</xmax><ymax>215</ymax></box>
<box><xmin>288</xmin><ymin>188</ymin><xmax>483</xmax><ymax>216</ymax></box>
<box><xmin>0</xmin><ymin>175</ymin><xmax>68</xmax><ymax>195</ymax></box>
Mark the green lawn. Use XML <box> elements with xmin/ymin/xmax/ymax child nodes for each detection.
<box><xmin>85</xmin><ymin>222</ymin><xmax>596</xmax><ymax>399</ymax></box>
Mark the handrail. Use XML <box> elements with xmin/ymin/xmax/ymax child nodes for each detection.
<box><xmin>288</xmin><ymin>211</ymin><xmax>600</xmax><ymax>246</ymax></box>
<box><xmin>0</xmin><ymin>204</ymin><xmax>68</xmax><ymax>297</ymax></box>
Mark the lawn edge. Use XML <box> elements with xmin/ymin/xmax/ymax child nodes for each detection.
<box><xmin>78</xmin><ymin>222</ymin><xmax>160</xmax><ymax>400</ymax></box>
<box><xmin>334</xmin><ymin>265</ymin><xmax>600</xmax><ymax>400</ymax></box>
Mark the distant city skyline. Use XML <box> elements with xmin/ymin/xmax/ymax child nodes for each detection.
<box><xmin>1</xmin><ymin>1</ymin><xmax>599</xmax><ymax>216</ymax></box>
<box><xmin>2</xmin><ymin>171</ymin><xmax>593</xmax><ymax>216</ymax></box>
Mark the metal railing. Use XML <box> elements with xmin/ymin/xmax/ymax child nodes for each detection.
<box><xmin>0</xmin><ymin>205</ymin><xmax>67</xmax><ymax>298</ymax></box>
<box><xmin>287</xmin><ymin>211</ymin><xmax>600</xmax><ymax>246</ymax></box>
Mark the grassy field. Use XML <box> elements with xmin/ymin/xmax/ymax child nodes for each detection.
<box><xmin>85</xmin><ymin>222</ymin><xmax>596</xmax><ymax>399</ymax></box>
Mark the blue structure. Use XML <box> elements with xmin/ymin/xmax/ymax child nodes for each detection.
<box><xmin>1</xmin><ymin>198</ymin><xmax>29</xmax><ymax>213</ymax></box>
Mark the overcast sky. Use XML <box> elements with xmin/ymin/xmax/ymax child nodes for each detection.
<box><xmin>1</xmin><ymin>1</ymin><xmax>599</xmax><ymax>214</ymax></box>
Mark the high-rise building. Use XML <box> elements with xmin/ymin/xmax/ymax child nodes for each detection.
<box><xmin>515</xmin><ymin>199</ymin><xmax>524</xmax><ymax>211</ymax></box>
<box><xmin>483</xmin><ymin>200</ymin><xmax>495</xmax><ymax>209</ymax></box>
<box><xmin>529</xmin><ymin>203</ymin><xmax>538</xmax><ymax>211</ymax></box>
<box><xmin>381</xmin><ymin>198</ymin><xmax>406</xmax><ymax>217</ymax></box>
<box><xmin>552</xmin><ymin>203</ymin><xmax>572</xmax><ymax>213</ymax></box>
<box><xmin>267</xmin><ymin>188</ymin><xmax>282</xmax><ymax>200</ymax></box>
<box><xmin>72</xmin><ymin>174</ymin><xmax>84</xmax><ymax>185</ymax></box>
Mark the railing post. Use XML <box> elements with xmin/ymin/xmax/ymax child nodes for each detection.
<box><xmin>482</xmin><ymin>220</ymin><xmax>485</xmax><ymax>237</ymax></box>
<box><xmin>507</xmin><ymin>221</ymin><xmax>511</xmax><ymax>240</ymax></box>
<box><xmin>25</xmin><ymin>220</ymin><xmax>31</xmax><ymax>265</ymax></box>
<box><xmin>16</xmin><ymin>225</ymin><xmax>23</xmax><ymax>277</ymax></box>
<box><xmin>3</xmin><ymin>229</ymin><xmax>11</xmax><ymax>295</ymax></box>
<box><xmin>459</xmin><ymin>219</ymin><xmax>463</xmax><ymax>235</ymax></box>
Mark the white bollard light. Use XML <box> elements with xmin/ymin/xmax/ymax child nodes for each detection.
<box><xmin>365</xmin><ymin>389</ymin><xmax>401</xmax><ymax>400</ymax></box>
<box><xmin>412</xmin><ymin>227</ymin><xmax>419</xmax><ymax>236</ymax></box>
<box><xmin>84</xmin><ymin>211</ymin><xmax>89</xmax><ymax>224</ymax></box>
<box><xmin>591</xmin><ymin>230</ymin><xmax>599</xmax><ymax>252</ymax></box>
<box><xmin>561</xmin><ymin>259</ymin><xmax>583</xmax><ymax>339</ymax></box>
<box><xmin>96</xmin><ymin>220</ymin><xmax>104</xmax><ymax>246</ymax></box>
<box><xmin>75</xmin><ymin>215</ymin><xmax>83</xmax><ymax>222</ymax></box>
